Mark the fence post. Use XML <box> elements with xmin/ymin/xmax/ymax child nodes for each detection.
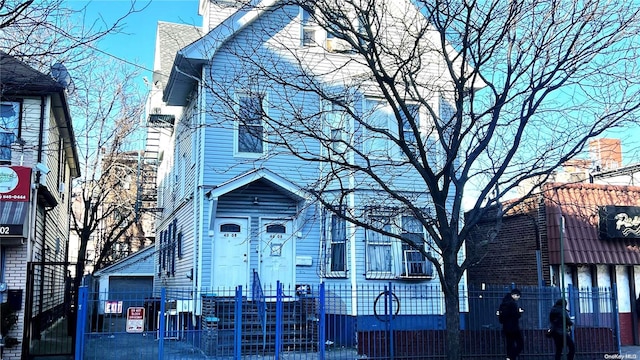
<box><xmin>612</xmin><ymin>284</ymin><xmax>621</xmax><ymax>353</ymax></box>
<box><xmin>234</xmin><ymin>286</ymin><xmax>243</xmax><ymax>360</ymax></box>
<box><xmin>74</xmin><ymin>286</ymin><xmax>88</xmax><ymax>360</ymax></box>
<box><xmin>568</xmin><ymin>286</ymin><xmax>576</xmax><ymax>342</ymax></box>
<box><xmin>319</xmin><ymin>282</ymin><xmax>326</xmax><ymax>360</ymax></box>
<box><xmin>387</xmin><ymin>282</ymin><xmax>394</xmax><ymax>360</ymax></box>
<box><xmin>275</xmin><ymin>281</ymin><xmax>283</xmax><ymax>359</ymax></box>
<box><xmin>158</xmin><ymin>288</ymin><xmax>166</xmax><ymax>360</ymax></box>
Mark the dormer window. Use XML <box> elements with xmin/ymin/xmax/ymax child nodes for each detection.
<box><xmin>301</xmin><ymin>6</ymin><xmax>318</xmax><ymax>47</ymax></box>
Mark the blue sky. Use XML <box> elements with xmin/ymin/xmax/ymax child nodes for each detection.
<box><xmin>71</xmin><ymin>0</ymin><xmax>202</xmax><ymax>76</ymax></box>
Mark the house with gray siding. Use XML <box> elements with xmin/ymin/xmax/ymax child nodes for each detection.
<box><xmin>149</xmin><ymin>0</ymin><xmax>467</xmax><ymax>340</ymax></box>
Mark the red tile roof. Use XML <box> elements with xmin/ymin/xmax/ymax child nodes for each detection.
<box><xmin>543</xmin><ymin>182</ymin><xmax>640</xmax><ymax>265</ymax></box>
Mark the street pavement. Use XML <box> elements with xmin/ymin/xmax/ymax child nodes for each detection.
<box><xmin>621</xmin><ymin>346</ymin><xmax>640</xmax><ymax>358</ymax></box>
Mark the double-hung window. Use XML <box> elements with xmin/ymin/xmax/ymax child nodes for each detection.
<box><xmin>363</xmin><ymin>99</ymin><xmax>392</xmax><ymax>158</ymax></box>
<box><xmin>400</xmin><ymin>215</ymin><xmax>432</xmax><ymax>278</ymax></box>
<box><xmin>401</xmin><ymin>104</ymin><xmax>420</xmax><ymax>153</ymax></box>
<box><xmin>327</xmin><ymin>211</ymin><xmax>347</xmax><ymax>276</ymax></box>
<box><xmin>0</xmin><ymin>102</ymin><xmax>20</xmax><ymax>163</ymax></box>
<box><xmin>323</xmin><ymin>101</ymin><xmax>348</xmax><ymax>154</ymax></box>
<box><xmin>301</xmin><ymin>6</ymin><xmax>317</xmax><ymax>47</ymax></box>
<box><xmin>364</xmin><ymin>99</ymin><xmax>421</xmax><ymax>159</ymax></box>
<box><xmin>365</xmin><ymin>215</ymin><xmax>393</xmax><ymax>278</ymax></box>
<box><xmin>236</xmin><ymin>93</ymin><xmax>265</xmax><ymax>155</ymax></box>
<box><xmin>365</xmin><ymin>211</ymin><xmax>433</xmax><ymax>279</ymax></box>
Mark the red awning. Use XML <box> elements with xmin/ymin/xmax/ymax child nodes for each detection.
<box><xmin>545</xmin><ymin>182</ymin><xmax>640</xmax><ymax>265</ymax></box>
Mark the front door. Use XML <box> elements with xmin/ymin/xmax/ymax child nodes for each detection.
<box><xmin>213</xmin><ymin>218</ymin><xmax>250</xmax><ymax>289</ymax></box>
<box><xmin>259</xmin><ymin>219</ymin><xmax>295</xmax><ymax>296</ymax></box>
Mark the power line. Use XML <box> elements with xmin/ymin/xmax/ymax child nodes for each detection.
<box><xmin>83</xmin><ymin>41</ymin><xmax>155</xmax><ymax>74</ymax></box>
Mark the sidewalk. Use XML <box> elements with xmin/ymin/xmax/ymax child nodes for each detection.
<box><xmin>621</xmin><ymin>346</ymin><xmax>640</xmax><ymax>358</ymax></box>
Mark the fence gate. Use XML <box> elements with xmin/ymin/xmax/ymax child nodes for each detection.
<box><xmin>23</xmin><ymin>261</ymin><xmax>76</xmax><ymax>359</ymax></box>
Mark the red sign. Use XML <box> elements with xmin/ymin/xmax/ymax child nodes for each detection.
<box><xmin>0</xmin><ymin>166</ymin><xmax>31</xmax><ymax>202</ymax></box>
<box><xmin>126</xmin><ymin>307</ymin><xmax>145</xmax><ymax>333</ymax></box>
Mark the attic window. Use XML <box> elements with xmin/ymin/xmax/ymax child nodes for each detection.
<box><xmin>301</xmin><ymin>6</ymin><xmax>318</xmax><ymax>47</ymax></box>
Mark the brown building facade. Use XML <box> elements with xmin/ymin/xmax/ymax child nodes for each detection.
<box><xmin>467</xmin><ymin>182</ymin><xmax>640</xmax><ymax>345</ymax></box>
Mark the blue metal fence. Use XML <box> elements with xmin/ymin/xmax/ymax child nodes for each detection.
<box><xmin>75</xmin><ymin>283</ymin><xmax>619</xmax><ymax>359</ymax></box>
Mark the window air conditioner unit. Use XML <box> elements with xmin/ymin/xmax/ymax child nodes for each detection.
<box><xmin>403</xmin><ymin>249</ymin><xmax>429</xmax><ymax>276</ymax></box>
<box><xmin>326</xmin><ymin>38</ymin><xmax>352</xmax><ymax>52</ymax></box>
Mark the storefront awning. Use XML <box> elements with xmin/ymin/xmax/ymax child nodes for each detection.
<box><xmin>545</xmin><ymin>182</ymin><xmax>640</xmax><ymax>265</ymax></box>
<box><xmin>0</xmin><ymin>201</ymin><xmax>28</xmax><ymax>244</ymax></box>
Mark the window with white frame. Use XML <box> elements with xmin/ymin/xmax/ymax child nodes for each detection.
<box><xmin>326</xmin><ymin>210</ymin><xmax>347</xmax><ymax>276</ymax></box>
<box><xmin>400</xmin><ymin>104</ymin><xmax>420</xmax><ymax>149</ymax></box>
<box><xmin>236</xmin><ymin>93</ymin><xmax>265</xmax><ymax>154</ymax></box>
<box><xmin>365</xmin><ymin>215</ymin><xmax>393</xmax><ymax>277</ymax></box>
<box><xmin>400</xmin><ymin>215</ymin><xmax>432</xmax><ymax>278</ymax></box>
<box><xmin>323</xmin><ymin>101</ymin><xmax>348</xmax><ymax>154</ymax></box>
<box><xmin>301</xmin><ymin>6</ymin><xmax>317</xmax><ymax>47</ymax></box>
<box><xmin>0</xmin><ymin>101</ymin><xmax>20</xmax><ymax>163</ymax></box>
<box><xmin>365</xmin><ymin>211</ymin><xmax>433</xmax><ymax>279</ymax></box>
<box><xmin>363</xmin><ymin>99</ymin><xmax>391</xmax><ymax>158</ymax></box>
<box><xmin>363</xmin><ymin>99</ymin><xmax>421</xmax><ymax>159</ymax></box>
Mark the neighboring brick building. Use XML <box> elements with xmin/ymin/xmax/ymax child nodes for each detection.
<box><xmin>467</xmin><ymin>182</ymin><xmax>640</xmax><ymax>345</ymax></box>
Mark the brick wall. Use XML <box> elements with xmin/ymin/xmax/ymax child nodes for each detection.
<box><xmin>3</xmin><ymin>245</ymin><xmax>28</xmax><ymax>360</ymax></box>
<box><xmin>466</xmin><ymin>206</ymin><xmax>543</xmax><ymax>287</ymax></box>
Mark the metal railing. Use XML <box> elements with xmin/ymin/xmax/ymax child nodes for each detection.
<box><xmin>75</xmin><ymin>283</ymin><xmax>619</xmax><ymax>360</ymax></box>
<box><xmin>252</xmin><ymin>269</ymin><xmax>267</xmax><ymax>348</ymax></box>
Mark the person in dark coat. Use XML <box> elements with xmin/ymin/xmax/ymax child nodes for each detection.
<box><xmin>549</xmin><ymin>298</ymin><xmax>575</xmax><ymax>360</ymax></box>
<box><xmin>498</xmin><ymin>288</ymin><xmax>524</xmax><ymax>360</ymax></box>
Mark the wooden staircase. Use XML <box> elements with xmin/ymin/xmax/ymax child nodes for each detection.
<box><xmin>204</xmin><ymin>297</ymin><xmax>319</xmax><ymax>356</ymax></box>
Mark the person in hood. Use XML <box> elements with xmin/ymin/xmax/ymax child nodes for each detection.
<box><xmin>549</xmin><ymin>298</ymin><xmax>575</xmax><ymax>360</ymax></box>
<box><xmin>498</xmin><ymin>288</ymin><xmax>524</xmax><ymax>360</ymax></box>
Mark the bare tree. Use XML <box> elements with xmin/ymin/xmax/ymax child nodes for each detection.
<box><xmin>185</xmin><ymin>0</ymin><xmax>640</xmax><ymax>358</ymax></box>
<box><xmin>0</xmin><ymin>0</ymin><xmax>145</xmax><ymax>71</ymax></box>
<box><xmin>70</xmin><ymin>57</ymin><xmax>147</xmax><ymax>283</ymax></box>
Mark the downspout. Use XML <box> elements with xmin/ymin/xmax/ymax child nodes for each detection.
<box><xmin>195</xmin><ymin>68</ymin><xmax>204</xmax><ymax>321</ymax></box>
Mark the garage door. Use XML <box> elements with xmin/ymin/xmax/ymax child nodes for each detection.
<box><xmin>109</xmin><ymin>276</ymin><xmax>153</xmax><ymax>310</ymax></box>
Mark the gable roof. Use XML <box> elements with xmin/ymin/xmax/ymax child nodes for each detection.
<box><xmin>163</xmin><ymin>0</ymin><xmax>279</xmax><ymax>105</ymax></box>
<box><xmin>0</xmin><ymin>51</ymin><xmax>63</xmax><ymax>94</ymax></box>
<box><xmin>0</xmin><ymin>52</ymin><xmax>80</xmax><ymax>178</ymax></box>
<box><xmin>152</xmin><ymin>22</ymin><xmax>203</xmax><ymax>90</ymax></box>
<box><xmin>93</xmin><ymin>246</ymin><xmax>155</xmax><ymax>277</ymax></box>
<box><xmin>206</xmin><ymin>167</ymin><xmax>306</xmax><ymax>202</ymax></box>
<box><xmin>543</xmin><ymin>182</ymin><xmax>640</xmax><ymax>265</ymax></box>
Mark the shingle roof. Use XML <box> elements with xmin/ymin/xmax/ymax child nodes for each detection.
<box><xmin>152</xmin><ymin>22</ymin><xmax>203</xmax><ymax>90</ymax></box>
<box><xmin>544</xmin><ymin>182</ymin><xmax>640</xmax><ymax>265</ymax></box>
<box><xmin>0</xmin><ymin>51</ymin><xmax>63</xmax><ymax>94</ymax></box>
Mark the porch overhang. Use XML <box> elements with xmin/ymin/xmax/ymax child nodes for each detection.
<box><xmin>205</xmin><ymin>168</ymin><xmax>308</xmax><ymax>236</ymax></box>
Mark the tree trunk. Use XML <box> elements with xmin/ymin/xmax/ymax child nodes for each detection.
<box><xmin>443</xmin><ymin>250</ymin><xmax>462</xmax><ymax>360</ymax></box>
